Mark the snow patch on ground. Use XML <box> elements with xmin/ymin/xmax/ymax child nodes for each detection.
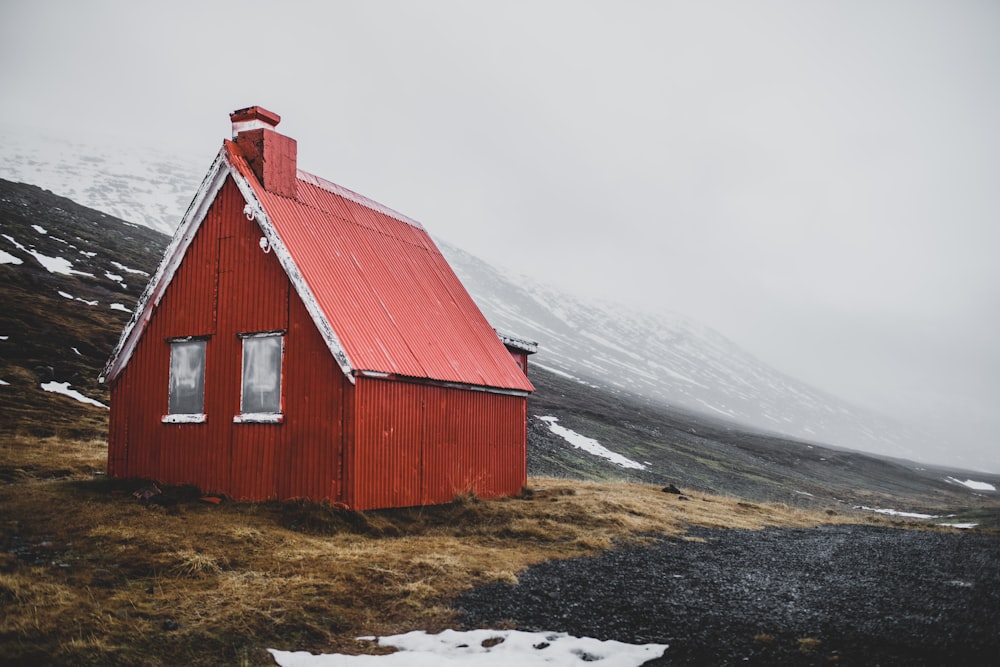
<box><xmin>695</xmin><ymin>398</ymin><xmax>736</xmax><ymax>419</ymax></box>
<box><xmin>57</xmin><ymin>290</ymin><xmax>98</xmax><ymax>306</ymax></box>
<box><xmin>29</xmin><ymin>249</ymin><xmax>76</xmax><ymax>275</ymax></box>
<box><xmin>268</xmin><ymin>629</ymin><xmax>668</xmax><ymax>667</ymax></box>
<box><xmin>0</xmin><ymin>379</ymin><xmax>9</xmax><ymax>386</ymax></box>
<box><xmin>660</xmin><ymin>365</ymin><xmax>708</xmax><ymax>388</ymax></box>
<box><xmin>32</xmin><ymin>224</ymin><xmax>47</xmax><ymax>234</ymax></box>
<box><xmin>110</xmin><ymin>260</ymin><xmax>150</xmax><ymax>276</ymax></box>
<box><xmin>0</xmin><ymin>248</ymin><xmax>23</xmax><ymax>265</ymax></box>
<box><xmin>40</xmin><ymin>381</ymin><xmax>108</xmax><ymax>409</ymax></box>
<box><xmin>532</xmin><ymin>362</ymin><xmax>579</xmax><ymax>381</ymax></box>
<box><xmin>945</xmin><ymin>477</ymin><xmax>996</xmax><ymax>492</ymax></box>
<box><xmin>538</xmin><ymin>416</ymin><xmax>645</xmax><ymax>470</ymax></box>
<box><xmin>3</xmin><ymin>232</ymin><xmax>92</xmax><ymax>276</ymax></box>
<box><xmin>940</xmin><ymin>522</ymin><xmax>979</xmax><ymax>530</ymax></box>
<box><xmin>854</xmin><ymin>506</ymin><xmax>939</xmax><ymax>519</ymax></box>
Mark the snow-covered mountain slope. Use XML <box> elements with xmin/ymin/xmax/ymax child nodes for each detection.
<box><xmin>0</xmin><ymin>126</ymin><xmax>203</xmax><ymax>236</ymax></box>
<box><xmin>0</xmin><ymin>125</ymin><xmax>939</xmax><ymax>464</ymax></box>
<box><xmin>440</xmin><ymin>241</ymin><xmax>933</xmax><ymax>462</ymax></box>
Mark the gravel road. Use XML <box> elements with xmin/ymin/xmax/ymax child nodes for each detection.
<box><xmin>456</xmin><ymin>524</ymin><xmax>1000</xmax><ymax>666</ymax></box>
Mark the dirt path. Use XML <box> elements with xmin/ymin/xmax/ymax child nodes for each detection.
<box><xmin>456</xmin><ymin>524</ymin><xmax>1000</xmax><ymax>665</ymax></box>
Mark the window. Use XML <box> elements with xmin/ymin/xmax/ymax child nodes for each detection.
<box><xmin>235</xmin><ymin>332</ymin><xmax>283</xmax><ymax>423</ymax></box>
<box><xmin>164</xmin><ymin>338</ymin><xmax>207</xmax><ymax>423</ymax></box>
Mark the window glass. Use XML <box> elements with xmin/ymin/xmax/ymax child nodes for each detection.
<box><xmin>168</xmin><ymin>340</ymin><xmax>206</xmax><ymax>415</ymax></box>
<box><xmin>241</xmin><ymin>335</ymin><xmax>282</xmax><ymax>414</ymax></box>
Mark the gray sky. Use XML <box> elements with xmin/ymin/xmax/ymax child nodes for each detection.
<box><xmin>3</xmin><ymin>1</ymin><xmax>999</xmax><ymax>470</ymax></box>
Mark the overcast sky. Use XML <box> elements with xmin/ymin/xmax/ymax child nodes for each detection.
<box><xmin>3</xmin><ymin>1</ymin><xmax>998</xmax><ymax>470</ymax></box>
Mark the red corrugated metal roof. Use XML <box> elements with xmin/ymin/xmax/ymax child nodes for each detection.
<box><xmin>223</xmin><ymin>142</ymin><xmax>533</xmax><ymax>393</ymax></box>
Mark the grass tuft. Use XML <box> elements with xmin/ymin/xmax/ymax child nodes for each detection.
<box><xmin>798</xmin><ymin>637</ymin><xmax>822</xmax><ymax>653</ymax></box>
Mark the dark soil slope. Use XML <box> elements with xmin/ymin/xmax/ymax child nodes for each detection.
<box><xmin>0</xmin><ymin>179</ymin><xmax>167</xmax><ymax>437</ymax></box>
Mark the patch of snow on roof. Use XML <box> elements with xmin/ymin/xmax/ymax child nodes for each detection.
<box><xmin>0</xmin><ymin>335</ymin><xmax>8</xmax><ymax>340</ymax></box>
<box><xmin>945</xmin><ymin>477</ymin><xmax>996</xmax><ymax>492</ymax></box>
<box><xmin>58</xmin><ymin>291</ymin><xmax>74</xmax><ymax>299</ymax></box>
<box><xmin>0</xmin><ymin>379</ymin><xmax>9</xmax><ymax>386</ymax></box>
<box><xmin>854</xmin><ymin>505</ymin><xmax>939</xmax><ymax>519</ymax></box>
<box><xmin>32</xmin><ymin>224</ymin><xmax>47</xmax><ymax>234</ymax></box>
<box><xmin>539</xmin><ymin>415</ymin><xmax>646</xmax><ymax>470</ymax></box>
<box><xmin>110</xmin><ymin>303</ymin><xmax>131</xmax><ymax>313</ymax></box>
<box><xmin>0</xmin><ymin>248</ymin><xmax>23</xmax><ymax>265</ymax></box>
<box><xmin>269</xmin><ymin>629</ymin><xmax>667</xmax><ymax>667</ymax></box>
<box><xmin>40</xmin><ymin>381</ymin><xmax>108</xmax><ymax>409</ymax></box>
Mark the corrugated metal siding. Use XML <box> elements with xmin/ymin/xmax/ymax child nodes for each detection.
<box><xmin>225</xmin><ymin>142</ymin><xmax>533</xmax><ymax>393</ymax></box>
<box><xmin>216</xmin><ymin>178</ymin><xmax>287</xmax><ymax>500</ymax></box>
<box><xmin>275</xmin><ymin>291</ymin><xmax>346</xmax><ymax>501</ymax></box>
<box><xmin>349</xmin><ymin>376</ymin><xmax>527</xmax><ymax>510</ymax></box>
<box><xmin>107</xmin><ymin>178</ymin><xmax>346</xmax><ymax>502</ymax></box>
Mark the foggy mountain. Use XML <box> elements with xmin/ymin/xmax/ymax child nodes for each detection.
<box><xmin>442</xmin><ymin>242</ymin><xmax>942</xmax><ymax>464</ymax></box>
<box><xmin>0</xmin><ymin>126</ymin><xmax>957</xmax><ymax>468</ymax></box>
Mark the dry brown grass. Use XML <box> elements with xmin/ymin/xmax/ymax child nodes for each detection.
<box><xmin>0</xmin><ymin>435</ymin><xmax>889</xmax><ymax>666</ymax></box>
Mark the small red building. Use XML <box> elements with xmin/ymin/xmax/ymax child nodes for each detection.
<box><xmin>101</xmin><ymin>106</ymin><xmax>535</xmax><ymax>509</ymax></box>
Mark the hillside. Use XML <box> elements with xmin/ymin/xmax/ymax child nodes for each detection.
<box><xmin>2</xmin><ymin>128</ymin><xmax>983</xmax><ymax>471</ymax></box>
<box><xmin>2</xmin><ymin>177</ymin><xmax>998</xmax><ymax>526</ymax></box>
<box><xmin>439</xmin><ymin>242</ymin><xmax>961</xmax><ymax>469</ymax></box>
<box><xmin>0</xmin><ymin>179</ymin><xmax>166</xmax><ymax>436</ymax></box>
<box><xmin>528</xmin><ymin>360</ymin><xmax>1000</xmax><ymax>525</ymax></box>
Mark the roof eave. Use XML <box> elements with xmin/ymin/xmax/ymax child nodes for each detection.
<box><xmin>496</xmin><ymin>330</ymin><xmax>540</xmax><ymax>355</ymax></box>
<box><xmin>355</xmin><ymin>369</ymin><xmax>532</xmax><ymax>396</ymax></box>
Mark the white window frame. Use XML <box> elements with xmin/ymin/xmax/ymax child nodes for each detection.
<box><xmin>163</xmin><ymin>337</ymin><xmax>208</xmax><ymax>424</ymax></box>
<box><xmin>234</xmin><ymin>331</ymin><xmax>284</xmax><ymax>424</ymax></box>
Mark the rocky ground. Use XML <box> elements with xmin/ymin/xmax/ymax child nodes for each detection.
<box><xmin>457</xmin><ymin>524</ymin><xmax>1000</xmax><ymax>666</ymax></box>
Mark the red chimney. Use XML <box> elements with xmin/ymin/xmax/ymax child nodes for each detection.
<box><xmin>230</xmin><ymin>106</ymin><xmax>298</xmax><ymax>199</ymax></box>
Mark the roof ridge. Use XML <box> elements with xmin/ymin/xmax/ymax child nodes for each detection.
<box><xmin>296</xmin><ymin>169</ymin><xmax>425</xmax><ymax>231</ymax></box>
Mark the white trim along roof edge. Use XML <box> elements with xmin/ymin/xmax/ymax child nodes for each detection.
<box><xmin>99</xmin><ymin>146</ymin><xmax>357</xmax><ymax>385</ymax></box>
<box><xmin>227</xmin><ymin>167</ymin><xmax>355</xmax><ymax>382</ymax></box>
